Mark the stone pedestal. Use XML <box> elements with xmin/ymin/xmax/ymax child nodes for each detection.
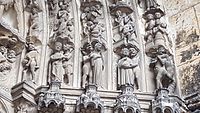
<box><xmin>152</xmin><ymin>88</ymin><xmax>180</xmax><ymax>113</ymax></box>
<box><xmin>76</xmin><ymin>84</ymin><xmax>104</xmax><ymax>113</ymax></box>
<box><xmin>37</xmin><ymin>80</ymin><xmax>65</xmax><ymax>113</ymax></box>
<box><xmin>114</xmin><ymin>85</ymin><xmax>141</xmax><ymax>113</ymax></box>
<box><xmin>11</xmin><ymin>81</ymin><xmax>37</xmax><ymax>113</ymax></box>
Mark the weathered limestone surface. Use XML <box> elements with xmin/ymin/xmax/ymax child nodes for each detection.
<box><xmin>0</xmin><ymin>0</ymin><xmax>196</xmax><ymax>113</ymax></box>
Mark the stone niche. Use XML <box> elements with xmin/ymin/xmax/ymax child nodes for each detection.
<box><xmin>0</xmin><ymin>0</ymin><xmax>196</xmax><ymax>113</ymax></box>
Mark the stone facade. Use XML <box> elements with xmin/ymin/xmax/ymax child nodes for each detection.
<box><xmin>0</xmin><ymin>0</ymin><xmax>198</xmax><ymax>113</ymax></box>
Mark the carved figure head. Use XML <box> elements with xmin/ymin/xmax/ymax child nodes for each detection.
<box><xmin>27</xmin><ymin>42</ymin><xmax>36</xmax><ymax>51</ymax></box>
<box><xmin>146</xmin><ymin>13</ymin><xmax>154</xmax><ymax>20</ymax></box>
<box><xmin>94</xmin><ymin>42</ymin><xmax>102</xmax><ymax>51</ymax></box>
<box><xmin>121</xmin><ymin>48</ymin><xmax>129</xmax><ymax>56</ymax></box>
<box><xmin>0</xmin><ymin>46</ymin><xmax>7</xmax><ymax>55</ymax></box>
<box><xmin>116</xmin><ymin>10</ymin><xmax>122</xmax><ymax>17</ymax></box>
<box><xmin>155</xmin><ymin>12</ymin><xmax>162</xmax><ymax>19</ymax></box>
<box><xmin>157</xmin><ymin>46</ymin><xmax>166</xmax><ymax>54</ymax></box>
<box><xmin>54</xmin><ymin>42</ymin><xmax>62</xmax><ymax>51</ymax></box>
<box><xmin>129</xmin><ymin>47</ymin><xmax>138</xmax><ymax>57</ymax></box>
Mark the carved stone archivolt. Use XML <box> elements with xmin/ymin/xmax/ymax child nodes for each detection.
<box><xmin>0</xmin><ymin>25</ymin><xmax>24</xmax><ymax>83</ymax></box>
<box><xmin>80</xmin><ymin>0</ymin><xmax>107</xmax><ymax>89</ymax></box>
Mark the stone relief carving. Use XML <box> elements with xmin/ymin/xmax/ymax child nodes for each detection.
<box><xmin>80</xmin><ymin>0</ymin><xmax>107</xmax><ymax>89</ymax></box>
<box><xmin>48</xmin><ymin>0</ymin><xmax>74</xmax><ymax>41</ymax></box>
<box><xmin>22</xmin><ymin>37</ymin><xmax>41</xmax><ymax>83</ymax></box>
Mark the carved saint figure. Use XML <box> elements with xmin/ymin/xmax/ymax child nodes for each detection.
<box><xmin>90</xmin><ymin>42</ymin><xmax>104</xmax><ymax>88</ymax></box>
<box><xmin>50</xmin><ymin>42</ymin><xmax>65</xmax><ymax>82</ymax></box>
<box><xmin>62</xmin><ymin>43</ymin><xmax>74</xmax><ymax>85</ymax></box>
<box><xmin>22</xmin><ymin>42</ymin><xmax>39</xmax><ymax>83</ymax></box>
<box><xmin>117</xmin><ymin>48</ymin><xmax>138</xmax><ymax>87</ymax></box>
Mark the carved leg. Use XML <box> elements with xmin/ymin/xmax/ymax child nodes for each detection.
<box><xmin>82</xmin><ymin>74</ymin><xmax>87</xmax><ymax>88</ymax></box>
<box><xmin>0</xmin><ymin>5</ymin><xmax>4</xmax><ymax>19</ymax></box>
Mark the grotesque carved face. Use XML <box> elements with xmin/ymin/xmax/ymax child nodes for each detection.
<box><xmin>54</xmin><ymin>42</ymin><xmax>62</xmax><ymax>51</ymax></box>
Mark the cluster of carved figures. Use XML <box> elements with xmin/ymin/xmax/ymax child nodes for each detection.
<box><xmin>48</xmin><ymin>0</ymin><xmax>75</xmax><ymax>85</ymax></box>
<box><xmin>0</xmin><ymin>0</ymin><xmax>185</xmax><ymax>113</ymax></box>
<box><xmin>142</xmin><ymin>0</ymin><xmax>176</xmax><ymax>93</ymax></box>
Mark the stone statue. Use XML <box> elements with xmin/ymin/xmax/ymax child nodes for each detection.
<box><xmin>115</xmin><ymin>10</ymin><xmax>136</xmax><ymax>45</ymax></box>
<box><xmin>90</xmin><ymin>42</ymin><xmax>104</xmax><ymax>88</ymax></box>
<box><xmin>129</xmin><ymin>47</ymin><xmax>140</xmax><ymax>90</ymax></box>
<box><xmin>81</xmin><ymin>43</ymin><xmax>93</xmax><ymax>88</ymax></box>
<box><xmin>153</xmin><ymin>12</ymin><xmax>168</xmax><ymax>48</ymax></box>
<box><xmin>29</xmin><ymin>10</ymin><xmax>40</xmax><ymax>37</ymax></box>
<box><xmin>90</xmin><ymin>20</ymin><xmax>105</xmax><ymax>43</ymax></box>
<box><xmin>144</xmin><ymin>13</ymin><xmax>155</xmax><ymax>43</ymax></box>
<box><xmin>22</xmin><ymin>42</ymin><xmax>39</xmax><ymax>83</ymax></box>
<box><xmin>150</xmin><ymin>47</ymin><xmax>175</xmax><ymax>90</ymax></box>
<box><xmin>0</xmin><ymin>0</ymin><xmax>13</xmax><ymax>19</ymax></box>
<box><xmin>48</xmin><ymin>0</ymin><xmax>59</xmax><ymax>17</ymax></box>
<box><xmin>62</xmin><ymin>43</ymin><xmax>74</xmax><ymax>85</ymax></box>
<box><xmin>117</xmin><ymin>48</ymin><xmax>139</xmax><ymax>88</ymax></box>
<box><xmin>50</xmin><ymin>42</ymin><xmax>65</xmax><ymax>82</ymax></box>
